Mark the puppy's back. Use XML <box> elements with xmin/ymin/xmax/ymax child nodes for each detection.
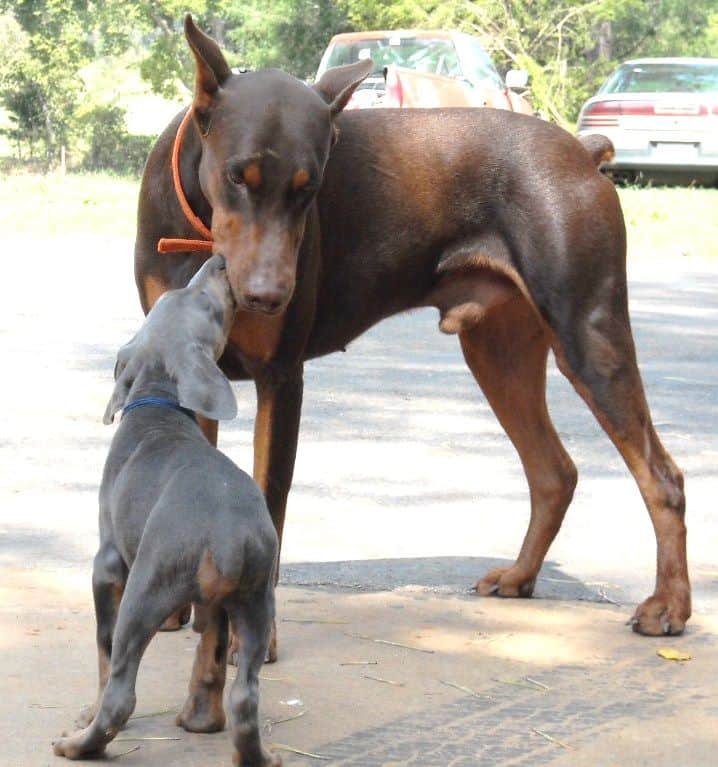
<box><xmin>107</xmin><ymin>433</ymin><xmax>277</xmax><ymax>595</ymax></box>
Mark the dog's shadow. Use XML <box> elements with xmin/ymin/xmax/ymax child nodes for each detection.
<box><xmin>280</xmin><ymin>555</ymin><xmax>605</xmax><ymax>602</ymax></box>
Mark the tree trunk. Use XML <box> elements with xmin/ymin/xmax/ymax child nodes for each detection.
<box><xmin>598</xmin><ymin>20</ymin><xmax>613</xmax><ymax>60</ymax></box>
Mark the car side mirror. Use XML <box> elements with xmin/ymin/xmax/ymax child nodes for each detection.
<box><xmin>505</xmin><ymin>69</ymin><xmax>529</xmax><ymax>90</ymax></box>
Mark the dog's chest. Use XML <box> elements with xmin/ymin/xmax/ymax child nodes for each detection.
<box><xmin>229</xmin><ymin>311</ymin><xmax>285</xmax><ymax>365</ymax></box>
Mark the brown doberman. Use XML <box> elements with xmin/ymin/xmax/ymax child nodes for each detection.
<box><xmin>135</xmin><ymin>16</ymin><xmax>690</xmax><ymax>658</ymax></box>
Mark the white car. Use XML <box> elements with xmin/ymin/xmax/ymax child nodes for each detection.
<box><xmin>577</xmin><ymin>58</ymin><xmax>718</xmax><ymax>183</ymax></box>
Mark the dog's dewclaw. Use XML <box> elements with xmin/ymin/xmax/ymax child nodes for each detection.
<box><xmin>657</xmin><ymin>647</ymin><xmax>691</xmax><ymax>661</ymax></box>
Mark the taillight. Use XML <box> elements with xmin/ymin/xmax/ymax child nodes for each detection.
<box><xmin>620</xmin><ymin>101</ymin><xmax>657</xmax><ymax>116</ymax></box>
<box><xmin>580</xmin><ymin>99</ymin><xmax>710</xmax><ymax>129</ymax></box>
<box><xmin>579</xmin><ymin>100</ymin><xmax>621</xmax><ymax>129</ymax></box>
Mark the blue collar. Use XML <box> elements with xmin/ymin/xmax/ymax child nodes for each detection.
<box><xmin>122</xmin><ymin>396</ymin><xmax>196</xmax><ymax>422</ymax></box>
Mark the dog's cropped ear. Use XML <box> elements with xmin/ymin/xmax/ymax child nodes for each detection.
<box><xmin>175</xmin><ymin>343</ymin><xmax>237</xmax><ymax>421</ymax></box>
<box><xmin>314</xmin><ymin>59</ymin><xmax>373</xmax><ymax>117</ymax></box>
<box><xmin>102</xmin><ymin>350</ymin><xmax>135</xmax><ymax>425</ymax></box>
<box><xmin>184</xmin><ymin>14</ymin><xmax>232</xmax><ymax>125</ymax></box>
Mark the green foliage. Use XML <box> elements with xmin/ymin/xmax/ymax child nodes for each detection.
<box><xmin>226</xmin><ymin>0</ymin><xmax>350</xmax><ymax>79</ymax></box>
<box><xmin>0</xmin><ymin>0</ymin><xmax>138</xmax><ymax>166</ymax></box>
<box><xmin>80</xmin><ymin>105</ymin><xmax>154</xmax><ymax>175</ymax></box>
<box><xmin>136</xmin><ymin>1</ymin><xmax>237</xmax><ymax>97</ymax></box>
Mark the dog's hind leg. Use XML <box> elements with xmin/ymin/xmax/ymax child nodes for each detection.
<box><xmin>510</xmin><ymin>179</ymin><xmax>689</xmax><ymax>635</ymax></box>
<box><xmin>76</xmin><ymin>542</ymin><xmax>127</xmax><ymax>728</ymax></box>
<box><xmin>53</xmin><ymin>567</ymin><xmax>188</xmax><ymax>759</ymax></box>
<box><xmin>460</xmin><ymin>295</ymin><xmax>578</xmax><ymax>597</ymax></box>
<box><xmin>548</xmin><ymin>289</ymin><xmax>689</xmax><ymax>635</ymax></box>
<box><xmin>227</xmin><ymin>591</ymin><xmax>281</xmax><ymax>767</ymax></box>
<box><xmin>176</xmin><ymin>604</ymin><xmax>229</xmax><ymax>733</ymax></box>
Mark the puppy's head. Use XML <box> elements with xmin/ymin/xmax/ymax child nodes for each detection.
<box><xmin>103</xmin><ymin>255</ymin><xmax>237</xmax><ymax>424</ymax></box>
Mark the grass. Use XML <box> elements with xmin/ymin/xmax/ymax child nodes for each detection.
<box><xmin>0</xmin><ymin>172</ymin><xmax>139</xmax><ymax>240</ymax></box>
<box><xmin>0</xmin><ymin>172</ymin><xmax>716</xmax><ymax>262</ymax></box>
<box><xmin>618</xmin><ymin>185</ymin><xmax>718</xmax><ymax>262</ymax></box>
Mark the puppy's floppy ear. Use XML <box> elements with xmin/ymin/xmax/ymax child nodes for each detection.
<box><xmin>103</xmin><ymin>351</ymin><xmax>135</xmax><ymax>425</ymax></box>
<box><xmin>313</xmin><ymin>59</ymin><xmax>373</xmax><ymax>117</ymax></box>
<box><xmin>175</xmin><ymin>343</ymin><xmax>237</xmax><ymax>421</ymax></box>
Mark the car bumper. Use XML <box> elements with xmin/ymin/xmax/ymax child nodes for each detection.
<box><xmin>578</xmin><ymin>128</ymin><xmax>718</xmax><ymax>173</ymax></box>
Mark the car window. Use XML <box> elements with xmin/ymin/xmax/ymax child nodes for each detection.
<box><xmin>601</xmin><ymin>62</ymin><xmax>718</xmax><ymax>93</ymax></box>
<box><xmin>453</xmin><ymin>33</ymin><xmax>503</xmax><ymax>88</ymax></box>
<box><xmin>320</xmin><ymin>37</ymin><xmax>462</xmax><ymax>79</ymax></box>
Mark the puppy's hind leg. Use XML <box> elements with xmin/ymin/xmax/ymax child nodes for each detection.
<box><xmin>53</xmin><ymin>566</ymin><xmax>189</xmax><ymax>760</ymax></box>
<box><xmin>76</xmin><ymin>542</ymin><xmax>127</xmax><ymax>728</ymax></box>
<box><xmin>176</xmin><ymin>604</ymin><xmax>229</xmax><ymax>733</ymax></box>
<box><xmin>228</xmin><ymin>590</ymin><xmax>282</xmax><ymax>767</ymax></box>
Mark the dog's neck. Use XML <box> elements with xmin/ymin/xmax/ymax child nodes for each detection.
<box><xmin>178</xmin><ymin>114</ymin><xmax>213</xmax><ymax>235</ymax></box>
<box><xmin>126</xmin><ymin>365</ymin><xmax>181</xmax><ymax>407</ymax></box>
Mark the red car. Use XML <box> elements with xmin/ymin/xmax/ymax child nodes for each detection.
<box><xmin>316</xmin><ymin>30</ymin><xmax>532</xmax><ymax>114</ymax></box>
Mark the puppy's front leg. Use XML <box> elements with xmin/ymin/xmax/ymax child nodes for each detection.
<box><xmin>54</xmin><ymin>568</ymin><xmax>186</xmax><ymax>759</ymax></box>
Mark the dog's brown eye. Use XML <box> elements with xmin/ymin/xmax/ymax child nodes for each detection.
<box><xmin>291</xmin><ymin>182</ymin><xmax>317</xmax><ymax>204</ymax></box>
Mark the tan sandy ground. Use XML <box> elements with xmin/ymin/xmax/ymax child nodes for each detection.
<box><xmin>2</xmin><ymin>566</ymin><xmax>716</xmax><ymax>767</ymax></box>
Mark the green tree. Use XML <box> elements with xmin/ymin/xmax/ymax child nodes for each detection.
<box><xmin>0</xmin><ymin>0</ymin><xmax>136</xmax><ymax>165</ymax></box>
<box><xmin>226</xmin><ymin>0</ymin><xmax>350</xmax><ymax>79</ymax></box>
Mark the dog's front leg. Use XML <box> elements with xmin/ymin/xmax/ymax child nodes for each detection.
<box><xmin>245</xmin><ymin>365</ymin><xmax>303</xmax><ymax>663</ymax></box>
<box><xmin>176</xmin><ymin>605</ymin><xmax>229</xmax><ymax>733</ymax></box>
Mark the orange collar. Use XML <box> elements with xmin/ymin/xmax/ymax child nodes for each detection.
<box><xmin>157</xmin><ymin>108</ymin><xmax>214</xmax><ymax>254</ymax></box>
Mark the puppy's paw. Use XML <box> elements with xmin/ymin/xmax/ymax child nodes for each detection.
<box><xmin>232</xmin><ymin>748</ymin><xmax>283</xmax><ymax>767</ymax></box>
<box><xmin>52</xmin><ymin>728</ymin><xmax>105</xmax><ymax>760</ymax></box>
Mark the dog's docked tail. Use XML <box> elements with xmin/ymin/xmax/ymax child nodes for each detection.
<box><xmin>578</xmin><ymin>134</ymin><xmax>615</xmax><ymax>168</ymax></box>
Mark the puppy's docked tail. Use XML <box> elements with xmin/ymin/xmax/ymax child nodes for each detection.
<box><xmin>578</xmin><ymin>133</ymin><xmax>615</xmax><ymax>168</ymax></box>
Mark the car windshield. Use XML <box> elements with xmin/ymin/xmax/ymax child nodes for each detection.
<box><xmin>321</xmin><ymin>37</ymin><xmax>462</xmax><ymax>79</ymax></box>
<box><xmin>601</xmin><ymin>62</ymin><xmax>718</xmax><ymax>93</ymax></box>
<box><xmin>452</xmin><ymin>33</ymin><xmax>503</xmax><ymax>88</ymax></box>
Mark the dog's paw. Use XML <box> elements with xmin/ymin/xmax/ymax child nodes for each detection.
<box><xmin>52</xmin><ymin>729</ymin><xmax>105</xmax><ymax>760</ymax></box>
<box><xmin>629</xmin><ymin>591</ymin><xmax>690</xmax><ymax>636</ymax></box>
<box><xmin>176</xmin><ymin>694</ymin><xmax>226</xmax><ymax>733</ymax></box>
<box><xmin>232</xmin><ymin>748</ymin><xmax>283</xmax><ymax>767</ymax></box>
<box><xmin>475</xmin><ymin>566</ymin><xmax>536</xmax><ymax>598</ymax></box>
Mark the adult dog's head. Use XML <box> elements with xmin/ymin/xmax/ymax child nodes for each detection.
<box><xmin>184</xmin><ymin>15</ymin><xmax>371</xmax><ymax>315</ymax></box>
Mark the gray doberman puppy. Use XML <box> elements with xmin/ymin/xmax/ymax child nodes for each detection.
<box><xmin>53</xmin><ymin>255</ymin><xmax>281</xmax><ymax>767</ymax></box>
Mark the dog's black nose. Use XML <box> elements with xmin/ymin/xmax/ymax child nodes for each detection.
<box><xmin>243</xmin><ymin>290</ymin><xmax>284</xmax><ymax>314</ymax></box>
